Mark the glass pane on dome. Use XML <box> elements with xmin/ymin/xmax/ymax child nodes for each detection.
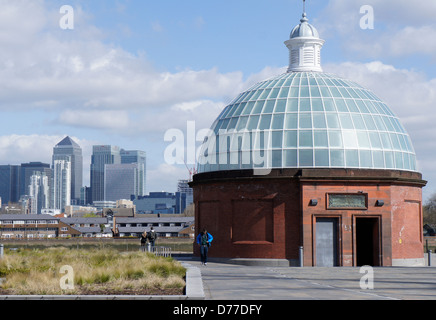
<box><xmin>272</xmin><ymin>131</ymin><xmax>283</xmax><ymax>149</ymax></box>
<box><xmin>369</xmin><ymin>132</ymin><xmax>382</xmax><ymax>149</ymax></box>
<box><xmin>299</xmin><ymin>114</ymin><xmax>312</xmax><ymax>128</ymax></box>
<box><xmin>323</xmin><ymin>99</ymin><xmax>336</xmax><ymax>111</ymax></box>
<box><xmin>263</xmin><ymin>100</ymin><xmax>275</xmax><ymax>113</ymax></box>
<box><xmin>284</xmin><ymin>149</ymin><xmax>297</xmax><ymax>166</ymax></box>
<box><xmin>315</xmin><ymin>149</ymin><xmax>329</xmax><ymax>166</ymax></box>
<box><xmin>284</xmin><ymin>131</ymin><xmax>298</xmax><ymax>148</ymax></box>
<box><xmin>247</xmin><ymin>115</ymin><xmax>260</xmax><ymax>130</ymax></box>
<box><xmin>331</xmin><ymin>150</ymin><xmax>345</xmax><ymax>166</ymax></box>
<box><xmin>395</xmin><ymin>152</ymin><xmax>403</xmax><ymax>168</ymax></box>
<box><xmin>343</xmin><ymin>130</ymin><xmax>358</xmax><ymax>148</ymax></box>
<box><xmin>373</xmin><ymin>116</ymin><xmax>387</xmax><ymax>131</ymax></box>
<box><xmin>363</xmin><ymin>115</ymin><xmax>377</xmax><ymax>130</ymax></box>
<box><xmin>314</xmin><ymin>130</ymin><xmax>328</xmax><ymax>147</ymax></box>
<box><xmin>285</xmin><ymin>114</ymin><xmax>298</xmax><ymax>129</ymax></box>
<box><xmin>326</xmin><ymin>114</ymin><xmax>340</xmax><ymax>129</ymax></box>
<box><xmin>313</xmin><ymin>114</ymin><xmax>327</xmax><ymax>129</ymax></box>
<box><xmin>355</xmin><ymin>100</ymin><xmax>367</xmax><ymax>114</ymax></box>
<box><xmin>382</xmin><ymin>116</ymin><xmax>395</xmax><ymax>131</ymax></box>
<box><xmin>385</xmin><ymin>151</ymin><xmax>394</xmax><ymax>168</ymax></box>
<box><xmin>300</xmin><ymin>149</ymin><xmax>314</xmax><ymax>166</ymax></box>
<box><xmin>287</xmin><ymin>98</ymin><xmax>298</xmax><ymax>112</ymax></box>
<box><xmin>346</xmin><ymin>100</ymin><xmax>360</xmax><ymax>113</ymax></box>
<box><xmin>335</xmin><ymin>100</ymin><xmax>349</xmax><ymax>112</ymax></box>
<box><xmin>272</xmin><ymin>150</ymin><xmax>282</xmax><ymax>167</ymax></box>
<box><xmin>299</xmin><ymin>131</ymin><xmax>313</xmax><ymax>147</ymax></box>
<box><xmin>403</xmin><ymin>153</ymin><xmax>411</xmax><ymax>169</ymax></box>
<box><xmin>300</xmin><ymin>98</ymin><xmax>311</xmax><ymax>111</ymax></box>
<box><xmin>339</xmin><ymin>87</ymin><xmax>352</xmax><ymax>98</ymax></box>
<box><xmin>228</xmin><ymin>118</ymin><xmax>238</xmax><ymax>130</ymax></box>
<box><xmin>242</xmin><ymin>101</ymin><xmax>255</xmax><ymax>115</ymax></box>
<box><xmin>250</xmin><ymin>90</ymin><xmax>263</xmax><ymax>101</ymax></box>
<box><xmin>320</xmin><ymin>87</ymin><xmax>332</xmax><ymax>97</ymax></box>
<box><xmin>272</xmin><ymin>114</ymin><xmax>285</xmax><ymax>129</ymax></box>
<box><xmin>300</xmin><ymin>77</ymin><xmax>309</xmax><ymax>86</ymax></box>
<box><xmin>329</xmin><ymin>131</ymin><xmax>343</xmax><ymax>148</ymax></box>
<box><xmin>300</xmin><ymin>86</ymin><xmax>310</xmax><ymax>97</ymax></box>
<box><xmin>259</xmin><ymin>115</ymin><xmax>272</xmax><ymax>130</ymax></box>
<box><xmin>339</xmin><ymin>114</ymin><xmax>354</xmax><ymax>129</ymax></box>
<box><xmin>290</xmin><ymin>87</ymin><xmax>299</xmax><ymax>97</ymax></box>
<box><xmin>234</xmin><ymin>103</ymin><xmax>246</xmax><ymax>117</ymax></box>
<box><xmin>275</xmin><ymin>99</ymin><xmax>287</xmax><ymax>113</ymax></box>
<box><xmin>373</xmin><ymin>151</ymin><xmax>384</xmax><ymax>168</ymax></box>
<box><xmin>236</xmin><ymin>116</ymin><xmax>249</xmax><ymax>131</ymax></box>
<box><xmin>330</xmin><ymin>87</ymin><xmax>342</xmax><ymax>98</ymax></box>
<box><xmin>345</xmin><ymin>150</ymin><xmax>359</xmax><ymax>167</ymax></box>
<box><xmin>310</xmin><ymin>86</ymin><xmax>321</xmax><ymax>97</ymax></box>
<box><xmin>252</xmin><ymin>101</ymin><xmax>265</xmax><ymax>114</ymax></box>
<box><xmin>279</xmin><ymin>87</ymin><xmax>289</xmax><ymax>99</ymax></box>
<box><xmin>309</xmin><ymin>77</ymin><xmax>318</xmax><ymax>86</ymax></box>
<box><xmin>357</xmin><ymin>131</ymin><xmax>371</xmax><ymax>149</ymax></box>
<box><xmin>352</xmin><ymin>114</ymin><xmax>366</xmax><ymax>130</ymax></box>
<box><xmin>312</xmin><ymin>98</ymin><xmax>324</xmax><ymax>111</ymax></box>
<box><xmin>260</xmin><ymin>89</ymin><xmax>271</xmax><ymax>100</ymax></box>
<box><xmin>390</xmin><ymin>133</ymin><xmax>401</xmax><ymax>150</ymax></box>
<box><xmin>269</xmin><ymin>88</ymin><xmax>280</xmax><ymax>99</ymax></box>
<box><xmin>359</xmin><ymin>150</ymin><xmax>372</xmax><ymax>168</ymax></box>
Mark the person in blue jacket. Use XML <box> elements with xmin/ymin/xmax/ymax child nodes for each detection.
<box><xmin>196</xmin><ymin>228</ymin><xmax>213</xmax><ymax>266</ymax></box>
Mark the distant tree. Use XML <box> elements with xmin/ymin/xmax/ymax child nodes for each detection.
<box><xmin>424</xmin><ymin>194</ymin><xmax>436</xmax><ymax>225</ymax></box>
<box><xmin>182</xmin><ymin>203</ymin><xmax>195</xmax><ymax>217</ymax></box>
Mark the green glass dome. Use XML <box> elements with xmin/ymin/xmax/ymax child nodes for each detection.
<box><xmin>197</xmin><ymin>71</ymin><xmax>417</xmax><ymax>173</ymax></box>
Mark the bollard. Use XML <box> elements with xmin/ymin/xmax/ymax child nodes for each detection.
<box><xmin>0</xmin><ymin>244</ymin><xmax>4</xmax><ymax>259</ymax></box>
<box><xmin>299</xmin><ymin>246</ymin><xmax>304</xmax><ymax>267</ymax></box>
<box><xmin>429</xmin><ymin>250</ymin><xmax>432</xmax><ymax>267</ymax></box>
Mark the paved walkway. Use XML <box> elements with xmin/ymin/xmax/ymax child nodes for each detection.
<box><xmin>181</xmin><ymin>259</ymin><xmax>436</xmax><ymax>300</ymax></box>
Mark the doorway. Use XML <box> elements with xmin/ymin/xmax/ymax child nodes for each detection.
<box><xmin>316</xmin><ymin>218</ymin><xmax>339</xmax><ymax>267</ymax></box>
<box><xmin>356</xmin><ymin>217</ymin><xmax>380</xmax><ymax>266</ymax></box>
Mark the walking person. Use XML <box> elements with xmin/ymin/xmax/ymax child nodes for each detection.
<box><xmin>147</xmin><ymin>227</ymin><xmax>157</xmax><ymax>248</ymax></box>
<box><xmin>140</xmin><ymin>231</ymin><xmax>147</xmax><ymax>252</ymax></box>
<box><xmin>197</xmin><ymin>229</ymin><xmax>213</xmax><ymax>266</ymax></box>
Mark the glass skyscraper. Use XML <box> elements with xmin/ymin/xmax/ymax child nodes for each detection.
<box><xmin>90</xmin><ymin>145</ymin><xmax>121</xmax><ymax>203</ymax></box>
<box><xmin>121</xmin><ymin>150</ymin><xmax>146</xmax><ymax>196</ymax></box>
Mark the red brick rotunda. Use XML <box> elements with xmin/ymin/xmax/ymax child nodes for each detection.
<box><xmin>190</xmin><ymin>9</ymin><xmax>426</xmax><ymax>267</ymax></box>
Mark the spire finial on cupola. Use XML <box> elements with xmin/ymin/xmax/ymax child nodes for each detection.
<box><xmin>284</xmin><ymin>0</ymin><xmax>325</xmax><ymax>73</ymax></box>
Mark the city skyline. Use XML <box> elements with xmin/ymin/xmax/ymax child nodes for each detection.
<box><xmin>0</xmin><ymin>1</ymin><xmax>434</xmax><ymax>199</ymax></box>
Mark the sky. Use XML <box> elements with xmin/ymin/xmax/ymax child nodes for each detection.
<box><xmin>0</xmin><ymin>0</ymin><xmax>435</xmax><ymax>200</ymax></box>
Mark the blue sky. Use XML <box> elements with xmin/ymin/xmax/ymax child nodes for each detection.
<box><xmin>0</xmin><ymin>0</ymin><xmax>435</xmax><ymax>200</ymax></box>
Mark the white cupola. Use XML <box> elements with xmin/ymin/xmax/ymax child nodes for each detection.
<box><xmin>285</xmin><ymin>11</ymin><xmax>325</xmax><ymax>73</ymax></box>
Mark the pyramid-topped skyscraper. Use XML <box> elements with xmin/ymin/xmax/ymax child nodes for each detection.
<box><xmin>52</xmin><ymin>136</ymin><xmax>83</xmax><ymax>205</ymax></box>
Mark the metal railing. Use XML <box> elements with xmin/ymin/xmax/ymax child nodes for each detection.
<box><xmin>151</xmin><ymin>246</ymin><xmax>172</xmax><ymax>258</ymax></box>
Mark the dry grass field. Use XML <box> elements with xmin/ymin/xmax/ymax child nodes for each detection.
<box><xmin>0</xmin><ymin>247</ymin><xmax>186</xmax><ymax>296</ymax></box>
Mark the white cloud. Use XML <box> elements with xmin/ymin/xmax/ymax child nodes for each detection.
<box><xmin>315</xmin><ymin>0</ymin><xmax>436</xmax><ymax>59</ymax></box>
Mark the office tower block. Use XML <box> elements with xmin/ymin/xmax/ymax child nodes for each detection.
<box><xmin>20</xmin><ymin>162</ymin><xmax>51</xmax><ymax>199</ymax></box>
<box><xmin>104</xmin><ymin>163</ymin><xmax>140</xmax><ymax>201</ymax></box>
<box><xmin>90</xmin><ymin>145</ymin><xmax>121</xmax><ymax>203</ymax></box>
<box><xmin>52</xmin><ymin>156</ymin><xmax>71</xmax><ymax>211</ymax></box>
<box><xmin>29</xmin><ymin>171</ymin><xmax>50</xmax><ymax>215</ymax></box>
<box><xmin>121</xmin><ymin>149</ymin><xmax>147</xmax><ymax>196</ymax></box>
<box><xmin>0</xmin><ymin>165</ymin><xmax>21</xmax><ymax>204</ymax></box>
<box><xmin>176</xmin><ymin>179</ymin><xmax>194</xmax><ymax>213</ymax></box>
<box><xmin>53</xmin><ymin>136</ymin><xmax>83</xmax><ymax>204</ymax></box>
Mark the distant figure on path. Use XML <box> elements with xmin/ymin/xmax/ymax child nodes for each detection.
<box><xmin>197</xmin><ymin>229</ymin><xmax>213</xmax><ymax>266</ymax></box>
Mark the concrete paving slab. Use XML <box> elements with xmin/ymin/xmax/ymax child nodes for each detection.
<box><xmin>182</xmin><ymin>259</ymin><xmax>436</xmax><ymax>300</ymax></box>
